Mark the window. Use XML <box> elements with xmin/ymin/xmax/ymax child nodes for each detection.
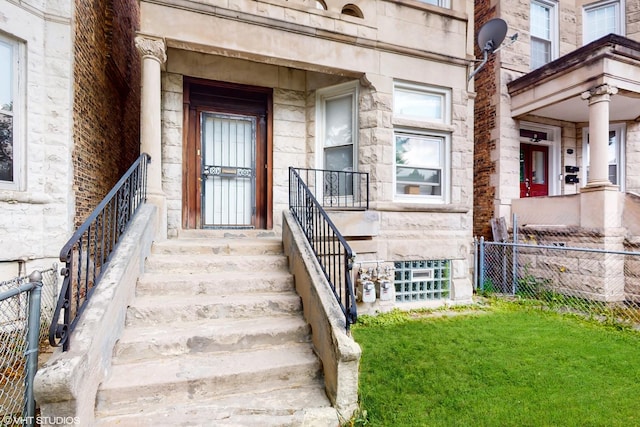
<box><xmin>316</xmin><ymin>82</ymin><xmax>358</xmax><ymax>174</ymax></box>
<box><xmin>582</xmin><ymin>124</ymin><xmax>625</xmax><ymax>190</ymax></box>
<box><xmin>418</xmin><ymin>0</ymin><xmax>450</xmax><ymax>8</ymax></box>
<box><xmin>583</xmin><ymin>0</ymin><xmax>624</xmax><ymax>44</ymax></box>
<box><xmin>393</xmin><ymin>82</ymin><xmax>451</xmax><ymax>203</ymax></box>
<box><xmin>394</xmin><ymin>260</ymin><xmax>450</xmax><ymax>302</ymax></box>
<box><xmin>393</xmin><ymin>82</ymin><xmax>450</xmax><ymax>124</ymax></box>
<box><xmin>530</xmin><ymin>0</ymin><xmax>558</xmax><ymax>69</ymax></box>
<box><xmin>395</xmin><ymin>131</ymin><xmax>450</xmax><ymax>202</ymax></box>
<box><xmin>0</xmin><ymin>35</ymin><xmax>23</xmax><ymax>190</ymax></box>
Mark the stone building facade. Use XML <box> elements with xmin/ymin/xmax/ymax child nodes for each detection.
<box><xmin>473</xmin><ymin>0</ymin><xmax>640</xmax><ymax>302</ymax></box>
<box><xmin>474</xmin><ymin>0</ymin><xmax>640</xmax><ymax>239</ymax></box>
<box><xmin>138</xmin><ymin>0</ymin><xmax>476</xmax><ymax>309</ymax></box>
<box><xmin>0</xmin><ymin>0</ymin><xmax>140</xmax><ymax>278</ymax></box>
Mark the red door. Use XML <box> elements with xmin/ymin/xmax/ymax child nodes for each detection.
<box><xmin>520</xmin><ymin>144</ymin><xmax>549</xmax><ymax>198</ymax></box>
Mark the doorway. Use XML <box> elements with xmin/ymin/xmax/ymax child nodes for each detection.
<box><xmin>183</xmin><ymin>78</ymin><xmax>272</xmax><ymax>229</ymax></box>
<box><xmin>520</xmin><ymin>143</ymin><xmax>549</xmax><ymax>198</ymax></box>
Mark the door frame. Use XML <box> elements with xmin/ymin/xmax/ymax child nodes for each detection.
<box><xmin>182</xmin><ymin>77</ymin><xmax>273</xmax><ymax>229</ymax></box>
<box><xmin>518</xmin><ymin>122</ymin><xmax>561</xmax><ymax>197</ymax></box>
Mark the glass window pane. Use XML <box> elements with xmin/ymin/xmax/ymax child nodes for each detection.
<box><xmin>531</xmin><ymin>38</ymin><xmax>551</xmax><ymax>69</ymax></box>
<box><xmin>325</xmin><ymin>95</ymin><xmax>352</xmax><ymax>148</ymax></box>
<box><xmin>0</xmin><ymin>113</ymin><xmax>14</xmax><ymax>182</ymax></box>
<box><xmin>396</xmin><ymin>135</ymin><xmax>441</xmax><ymax>168</ymax></box>
<box><xmin>324</xmin><ymin>145</ymin><xmax>353</xmax><ymax>172</ymax></box>
<box><xmin>0</xmin><ymin>40</ymin><xmax>12</xmax><ymax>111</ymax></box>
<box><xmin>531</xmin><ymin>2</ymin><xmax>551</xmax><ymax>39</ymax></box>
<box><xmin>395</xmin><ymin>133</ymin><xmax>444</xmax><ymax>197</ymax></box>
<box><xmin>532</xmin><ymin>150</ymin><xmax>546</xmax><ymax>184</ymax></box>
<box><xmin>585</xmin><ymin>3</ymin><xmax>618</xmax><ymax>43</ymax></box>
<box><xmin>394</xmin><ymin>89</ymin><xmax>442</xmax><ymax>121</ymax></box>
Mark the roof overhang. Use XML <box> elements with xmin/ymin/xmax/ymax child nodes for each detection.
<box><xmin>507</xmin><ymin>35</ymin><xmax>640</xmax><ymax>123</ymax></box>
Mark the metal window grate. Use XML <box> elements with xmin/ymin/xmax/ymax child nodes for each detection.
<box><xmin>394</xmin><ymin>260</ymin><xmax>450</xmax><ymax>302</ymax></box>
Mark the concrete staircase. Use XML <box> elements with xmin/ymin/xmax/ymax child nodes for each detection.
<box><xmin>94</xmin><ymin>230</ymin><xmax>340</xmax><ymax>426</ymax></box>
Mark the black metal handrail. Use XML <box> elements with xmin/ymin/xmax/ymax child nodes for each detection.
<box><xmin>289</xmin><ymin>167</ymin><xmax>357</xmax><ymax>331</ymax></box>
<box><xmin>293</xmin><ymin>167</ymin><xmax>369</xmax><ymax>210</ymax></box>
<box><xmin>49</xmin><ymin>153</ymin><xmax>150</xmax><ymax>350</ymax></box>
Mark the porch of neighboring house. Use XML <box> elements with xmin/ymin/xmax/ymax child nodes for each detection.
<box><xmin>497</xmin><ymin>35</ymin><xmax>640</xmax><ymax>304</ymax></box>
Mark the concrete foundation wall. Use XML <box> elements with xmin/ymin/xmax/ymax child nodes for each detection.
<box><xmin>282</xmin><ymin>210</ymin><xmax>361</xmax><ymax>418</ymax></box>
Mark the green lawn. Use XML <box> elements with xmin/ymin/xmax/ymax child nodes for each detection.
<box><xmin>351</xmin><ymin>305</ymin><xmax>640</xmax><ymax>427</ymax></box>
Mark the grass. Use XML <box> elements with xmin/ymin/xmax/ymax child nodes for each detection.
<box><xmin>351</xmin><ymin>304</ymin><xmax>640</xmax><ymax>427</ymax></box>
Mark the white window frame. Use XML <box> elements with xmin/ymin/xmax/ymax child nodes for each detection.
<box><xmin>583</xmin><ymin>0</ymin><xmax>625</xmax><ymax>45</ymax></box>
<box><xmin>0</xmin><ymin>34</ymin><xmax>24</xmax><ymax>191</ymax></box>
<box><xmin>417</xmin><ymin>0</ymin><xmax>451</xmax><ymax>8</ymax></box>
<box><xmin>519</xmin><ymin>122</ymin><xmax>561</xmax><ymax>196</ymax></box>
<box><xmin>581</xmin><ymin>123</ymin><xmax>626</xmax><ymax>190</ymax></box>
<box><xmin>392</xmin><ymin>82</ymin><xmax>451</xmax><ymax>204</ymax></box>
<box><xmin>393</xmin><ymin>128</ymin><xmax>451</xmax><ymax>204</ymax></box>
<box><xmin>315</xmin><ymin>81</ymin><xmax>358</xmax><ymax>172</ymax></box>
<box><xmin>530</xmin><ymin>0</ymin><xmax>559</xmax><ymax>70</ymax></box>
<box><xmin>393</xmin><ymin>81</ymin><xmax>451</xmax><ymax>125</ymax></box>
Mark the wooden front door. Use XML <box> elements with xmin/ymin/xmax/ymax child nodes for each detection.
<box><xmin>520</xmin><ymin>143</ymin><xmax>549</xmax><ymax>198</ymax></box>
<box><xmin>183</xmin><ymin>79</ymin><xmax>272</xmax><ymax>229</ymax></box>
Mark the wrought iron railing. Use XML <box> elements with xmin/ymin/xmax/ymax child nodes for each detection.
<box><xmin>293</xmin><ymin>167</ymin><xmax>369</xmax><ymax>210</ymax></box>
<box><xmin>289</xmin><ymin>167</ymin><xmax>358</xmax><ymax>331</ymax></box>
<box><xmin>49</xmin><ymin>153</ymin><xmax>150</xmax><ymax>351</ymax></box>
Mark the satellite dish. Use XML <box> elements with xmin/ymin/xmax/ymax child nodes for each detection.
<box><xmin>468</xmin><ymin>18</ymin><xmax>510</xmax><ymax>81</ymax></box>
<box><xmin>477</xmin><ymin>18</ymin><xmax>508</xmax><ymax>54</ymax></box>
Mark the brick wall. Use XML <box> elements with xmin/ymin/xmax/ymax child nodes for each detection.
<box><xmin>473</xmin><ymin>1</ymin><xmax>498</xmax><ymax>239</ymax></box>
<box><xmin>73</xmin><ymin>0</ymin><xmax>141</xmax><ymax>225</ymax></box>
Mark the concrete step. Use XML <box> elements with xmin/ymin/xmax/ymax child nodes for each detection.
<box><xmin>151</xmin><ymin>237</ymin><xmax>284</xmax><ymax>256</ymax></box>
<box><xmin>144</xmin><ymin>253</ymin><xmax>289</xmax><ymax>274</ymax></box>
<box><xmin>125</xmin><ymin>293</ymin><xmax>303</xmax><ymax>326</ymax></box>
<box><xmin>135</xmin><ymin>271</ymin><xmax>295</xmax><ymax>296</ymax></box>
<box><xmin>95</xmin><ymin>386</ymin><xmax>338</xmax><ymax>427</ymax></box>
<box><xmin>96</xmin><ymin>344</ymin><xmax>324</xmax><ymax>417</ymax></box>
<box><xmin>112</xmin><ymin>315</ymin><xmax>311</xmax><ymax>364</ymax></box>
<box><xmin>177</xmin><ymin>229</ymin><xmax>279</xmax><ymax>239</ymax></box>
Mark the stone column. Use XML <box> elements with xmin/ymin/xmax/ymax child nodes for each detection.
<box><xmin>135</xmin><ymin>35</ymin><xmax>167</xmax><ymax>239</ymax></box>
<box><xmin>579</xmin><ymin>84</ymin><xmax>624</xmax><ymax>302</ymax></box>
<box><xmin>581</xmin><ymin>84</ymin><xmax>618</xmax><ymax>187</ymax></box>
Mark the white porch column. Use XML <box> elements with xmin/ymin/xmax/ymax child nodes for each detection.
<box><xmin>581</xmin><ymin>84</ymin><xmax>618</xmax><ymax>187</ymax></box>
<box><xmin>135</xmin><ymin>35</ymin><xmax>167</xmax><ymax>239</ymax></box>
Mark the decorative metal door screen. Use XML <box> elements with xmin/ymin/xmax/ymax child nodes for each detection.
<box><xmin>201</xmin><ymin>112</ymin><xmax>256</xmax><ymax>228</ymax></box>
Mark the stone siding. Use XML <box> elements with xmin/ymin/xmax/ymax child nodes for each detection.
<box><xmin>0</xmin><ymin>0</ymin><xmax>73</xmax><ymax>273</ymax></box>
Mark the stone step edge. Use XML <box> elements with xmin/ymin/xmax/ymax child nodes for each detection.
<box><xmin>111</xmin><ymin>316</ymin><xmax>311</xmax><ymax>364</ymax></box>
<box><xmin>94</xmin><ymin>383</ymin><xmax>334</xmax><ymax>420</ymax></box>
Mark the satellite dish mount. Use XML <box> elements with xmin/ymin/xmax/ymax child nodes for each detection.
<box><xmin>468</xmin><ymin>18</ymin><xmax>509</xmax><ymax>81</ymax></box>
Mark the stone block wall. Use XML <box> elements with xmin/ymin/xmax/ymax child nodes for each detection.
<box><xmin>72</xmin><ymin>0</ymin><xmax>141</xmax><ymax>225</ymax></box>
<box><xmin>0</xmin><ymin>0</ymin><xmax>73</xmax><ymax>274</ymax></box>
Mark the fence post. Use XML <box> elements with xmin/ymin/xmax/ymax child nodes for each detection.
<box><xmin>23</xmin><ymin>270</ymin><xmax>43</xmax><ymax>427</ymax></box>
<box><xmin>512</xmin><ymin>213</ymin><xmax>518</xmax><ymax>294</ymax></box>
<box><xmin>479</xmin><ymin>236</ymin><xmax>485</xmax><ymax>291</ymax></box>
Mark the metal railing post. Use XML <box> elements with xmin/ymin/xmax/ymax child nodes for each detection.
<box><xmin>23</xmin><ymin>271</ymin><xmax>43</xmax><ymax>427</ymax></box>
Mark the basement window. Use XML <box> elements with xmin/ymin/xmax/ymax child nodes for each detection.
<box><xmin>394</xmin><ymin>260</ymin><xmax>450</xmax><ymax>302</ymax></box>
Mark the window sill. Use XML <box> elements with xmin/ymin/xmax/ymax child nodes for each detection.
<box><xmin>0</xmin><ymin>191</ymin><xmax>53</xmax><ymax>204</ymax></box>
<box><xmin>371</xmin><ymin>201</ymin><xmax>469</xmax><ymax>213</ymax></box>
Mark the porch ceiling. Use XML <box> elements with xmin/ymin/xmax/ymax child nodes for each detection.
<box><xmin>507</xmin><ymin>35</ymin><xmax>640</xmax><ymax>123</ymax></box>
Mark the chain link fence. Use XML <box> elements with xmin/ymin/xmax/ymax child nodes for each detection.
<box><xmin>475</xmin><ymin>216</ymin><xmax>640</xmax><ymax>329</ymax></box>
<box><xmin>0</xmin><ymin>265</ymin><xmax>58</xmax><ymax>423</ymax></box>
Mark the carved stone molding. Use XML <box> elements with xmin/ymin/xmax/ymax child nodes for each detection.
<box><xmin>581</xmin><ymin>84</ymin><xmax>618</xmax><ymax>102</ymax></box>
<box><xmin>135</xmin><ymin>36</ymin><xmax>167</xmax><ymax>64</ymax></box>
